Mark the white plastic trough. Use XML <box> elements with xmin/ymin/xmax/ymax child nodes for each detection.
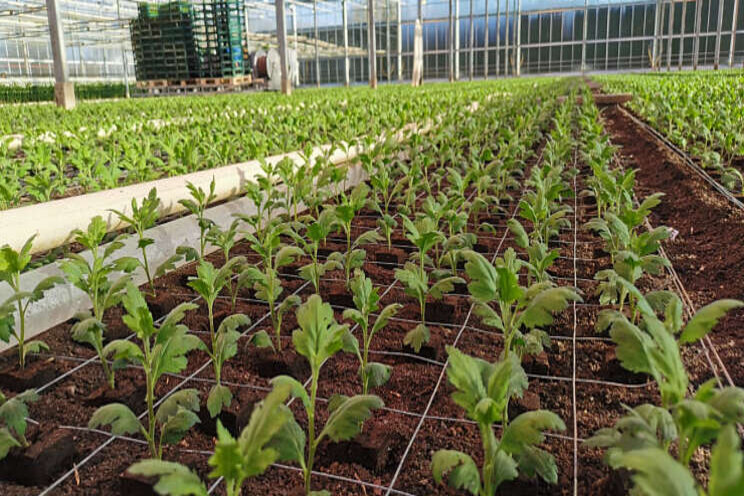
<box><xmin>0</xmin><ymin>119</ymin><xmax>435</xmax><ymax>353</ymax></box>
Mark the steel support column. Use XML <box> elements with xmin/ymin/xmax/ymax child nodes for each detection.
<box><xmin>730</xmin><ymin>0</ymin><xmax>741</xmax><ymax>68</ymax></box>
<box><xmin>469</xmin><ymin>0</ymin><xmax>474</xmax><ymax>80</ymax></box>
<box><xmin>397</xmin><ymin>0</ymin><xmax>402</xmax><ymax>80</ymax></box>
<box><xmin>274</xmin><ymin>0</ymin><xmax>291</xmax><ymax>95</ymax></box>
<box><xmin>651</xmin><ymin>0</ymin><xmax>662</xmax><ymax>69</ymax></box>
<box><xmin>368</xmin><ymin>0</ymin><xmax>377</xmax><ymax>88</ymax></box>
<box><xmin>484</xmin><ymin>0</ymin><xmax>489</xmax><ymax>78</ymax></box>
<box><xmin>449</xmin><ymin>0</ymin><xmax>455</xmax><ymax>81</ymax></box>
<box><xmin>515</xmin><ymin>0</ymin><xmax>521</xmax><ymax>75</ymax></box>
<box><xmin>386</xmin><ymin>0</ymin><xmax>391</xmax><ymax>82</ymax></box>
<box><xmin>581</xmin><ymin>0</ymin><xmax>588</xmax><ymax>72</ymax></box>
<box><xmin>667</xmin><ymin>0</ymin><xmax>674</xmax><ymax>71</ymax></box>
<box><xmin>495</xmin><ymin>0</ymin><xmax>500</xmax><ymax>76</ymax></box>
<box><xmin>679</xmin><ymin>0</ymin><xmax>687</xmax><ymax>70</ymax></box>
<box><xmin>314</xmin><ymin>0</ymin><xmax>320</xmax><ymax>87</ymax></box>
<box><xmin>455</xmin><ymin>0</ymin><xmax>460</xmax><ymax>80</ymax></box>
<box><xmin>713</xmin><ymin>0</ymin><xmax>725</xmax><ymax>69</ymax></box>
<box><xmin>116</xmin><ymin>0</ymin><xmax>130</xmax><ymax>98</ymax></box>
<box><xmin>693</xmin><ymin>0</ymin><xmax>702</xmax><ymax>69</ymax></box>
<box><xmin>343</xmin><ymin>0</ymin><xmax>350</xmax><ymax>86</ymax></box>
<box><xmin>505</xmin><ymin>0</ymin><xmax>510</xmax><ymax>75</ymax></box>
<box><xmin>46</xmin><ymin>0</ymin><xmax>75</xmax><ymax>109</ymax></box>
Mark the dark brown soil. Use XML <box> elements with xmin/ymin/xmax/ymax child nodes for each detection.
<box><xmin>602</xmin><ymin>104</ymin><xmax>744</xmax><ymax>387</ymax></box>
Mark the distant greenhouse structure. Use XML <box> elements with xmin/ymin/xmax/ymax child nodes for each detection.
<box><xmin>0</xmin><ymin>0</ymin><xmax>742</xmax><ymax>88</ymax></box>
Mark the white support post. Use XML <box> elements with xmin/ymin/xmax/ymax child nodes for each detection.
<box><xmin>713</xmin><ymin>0</ymin><xmax>725</xmax><ymax>69</ymax></box>
<box><xmin>667</xmin><ymin>0</ymin><xmax>674</xmax><ymax>71</ymax></box>
<box><xmin>368</xmin><ymin>0</ymin><xmax>377</xmax><ymax>88</ymax></box>
<box><xmin>678</xmin><ymin>0</ymin><xmax>687</xmax><ymax>70</ymax></box>
<box><xmin>693</xmin><ymin>0</ymin><xmax>702</xmax><ymax>69</ymax></box>
<box><xmin>314</xmin><ymin>0</ymin><xmax>320</xmax><ymax>87</ymax></box>
<box><xmin>504</xmin><ymin>0</ymin><xmax>509</xmax><ymax>75</ymax></box>
<box><xmin>455</xmin><ymin>0</ymin><xmax>460</xmax><ymax>79</ymax></box>
<box><xmin>386</xmin><ymin>0</ymin><xmax>391</xmax><ymax>82</ymax></box>
<box><xmin>469</xmin><ymin>0</ymin><xmax>474</xmax><ymax>81</ymax></box>
<box><xmin>292</xmin><ymin>5</ymin><xmax>298</xmax><ymax>52</ymax></box>
<box><xmin>449</xmin><ymin>0</ymin><xmax>455</xmax><ymax>81</ymax></box>
<box><xmin>343</xmin><ymin>0</ymin><xmax>350</xmax><ymax>86</ymax></box>
<box><xmin>46</xmin><ymin>0</ymin><xmax>75</xmax><ymax>109</ymax></box>
<box><xmin>274</xmin><ymin>0</ymin><xmax>291</xmax><ymax>95</ymax></box>
<box><xmin>581</xmin><ymin>0</ymin><xmax>588</xmax><ymax>72</ymax></box>
<box><xmin>495</xmin><ymin>0</ymin><xmax>500</xmax><ymax>76</ymax></box>
<box><xmin>484</xmin><ymin>0</ymin><xmax>489</xmax><ymax>78</ymax></box>
<box><xmin>651</xmin><ymin>0</ymin><xmax>661</xmax><ymax>70</ymax></box>
<box><xmin>731</xmin><ymin>0</ymin><xmax>741</xmax><ymax>68</ymax></box>
<box><xmin>397</xmin><ymin>0</ymin><xmax>402</xmax><ymax>80</ymax></box>
<box><xmin>116</xmin><ymin>0</ymin><xmax>130</xmax><ymax>98</ymax></box>
<box><xmin>515</xmin><ymin>0</ymin><xmax>521</xmax><ymax>76</ymax></box>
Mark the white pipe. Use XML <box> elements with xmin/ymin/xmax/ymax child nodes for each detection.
<box><xmin>0</xmin><ymin>118</ymin><xmax>437</xmax><ymax>353</ymax></box>
<box><xmin>1</xmin><ymin>121</ymin><xmax>428</xmax><ymax>256</ymax></box>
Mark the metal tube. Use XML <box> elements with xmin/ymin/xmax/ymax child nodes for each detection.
<box><xmin>455</xmin><ymin>0</ymin><xmax>460</xmax><ymax>79</ymax></box>
<box><xmin>115</xmin><ymin>0</ymin><xmax>129</xmax><ymax>98</ymax></box>
<box><xmin>386</xmin><ymin>0</ymin><xmax>391</xmax><ymax>82</ymax></box>
<box><xmin>495</xmin><ymin>0</ymin><xmax>500</xmax><ymax>76</ymax></box>
<box><xmin>368</xmin><ymin>0</ymin><xmax>377</xmax><ymax>88</ymax></box>
<box><xmin>693</xmin><ymin>0</ymin><xmax>702</xmax><ymax>69</ymax></box>
<box><xmin>678</xmin><ymin>0</ymin><xmax>687</xmax><ymax>70</ymax></box>
<box><xmin>274</xmin><ymin>0</ymin><xmax>291</xmax><ymax>95</ymax></box>
<box><xmin>418</xmin><ymin>0</ymin><xmax>424</xmax><ymax>80</ymax></box>
<box><xmin>397</xmin><ymin>0</ymin><xmax>402</xmax><ymax>80</ymax></box>
<box><xmin>449</xmin><ymin>0</ymin><xmax>455</xmax><ymax>81</ymax></box>
<box><xmin>606</xmin><ymin>2</ymin><xmax>611</xmax><ymax>71</ymax></box>
<box><xmin>469</xmin><ymin>0</ymin><xmax>474</xmax><ymax>80</ymax></box>
<box><xmin>484</xmin><ymin>0</ymin><xmax>489</xmax><ymax>78</ymax></box>
<box><xmin>505</xmin><ymin>0</ymin><xmax>509</xmax><ymax>75</ymax></box>
<box><xmin>581</xmin><ymin>0</ymin><xmax>588</xmax><ymax>72</ymax></box>
<box><xmin>713</xmin><ymin>0</ymin><xmax>724</xmax><ymax>69</ymax></box>
<box><xmin>667</xmin><ymin>0</ymin><xmax>674</xmax><ymax>71</ymax></box>
<box><xmin>343</xmin><ymin>0</ymin><xmax>350</xmax><ymax>86</ymax></box>
<box><xmin>730</xmin><ymin>0</ymin><xmax>740</xmax><ymax>68</ymax></box>
<box><xmin>46</xmin><ymin>0</ymin><xmax>75</xmax><ymax>108</ymax></box>
<box><xmin>292</xmin><ymin>5</ymin><xmax>298</xmax><ymax>52</ymax></box>
<box><xmin>515</xmin><ymin>0</ymin><xmax>521</xmax><ymax>75</ymax></box>
<box><xmin>651</xmin><ymin>0</ymin><xmax>661</xmax><ymax>69</ymax></box>
<box><xmin>314</xmin><ymin>0</ymin><xmax>320</xmax><ymax>87</ymax></box>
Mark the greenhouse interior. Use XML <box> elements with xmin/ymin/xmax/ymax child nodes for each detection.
<box><xmin>1</xmin><ymin>0</ymin><xmax>744</xmax><ymax>494</ymax></box>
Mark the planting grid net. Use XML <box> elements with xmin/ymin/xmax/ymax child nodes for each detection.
<box><xmin>18</xmin><ymin>128</ymin><xmax>738</xmax><ymax>496</ymax></box>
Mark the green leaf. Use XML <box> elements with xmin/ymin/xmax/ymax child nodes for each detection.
<box><xmin>362</xmin><ymin>362</ymin><xmax>392</xmax><ymax>389</ymax></box>
<box><xmin>507</xmin><ymin>218</ymin><xmax>529</xmax><ymax>249</ymax></box>
<box><xmin>271</xmin><ymin>375</ymin><xmax>310</xmax><ymax>409</ymax></box>
<box><xmin>0</xmin><ymin>390</ymin><xmax>37</xmax><ymax>439</ymax></box>
<box><xmin>709</xmin><ymin>424</ymin><xmax>744</xmax><ymax>496</ymax></box>
<box><xmin>128</xmin><ymin>459</ymin><xmax>207</xmax><ymax>496</ymax></box>
<box><xmin>267</xmin><ymin>413</ymin><xmax>306</xmax><ymax>465</ymax></box>
<box><xmin>292</xmin><ymin>295</ymin><xmax>347</xmax><ymax>371</ymax></box>
<box><xmin>520</xmin><ymin>286</ymin><xmax>582</xmax><ymax>329</ymax></box>
<box><xmin>160</xmin><ymin>408</ymin><xmax>200</xmax><ymax>445</ymax></box>
<box><xmin>0</xmin><ymin>427</ymin><xmax>21</xmax><ymax>460</ymax></box>
<box><xmin>679</xmin><ymin>300</ymin><xmax>744</xmax><ymax>344</ymax></box>
<box><xmin>88</xmin><ymin>403</ymin><xmax>141</xmax><ymax>435</ymax></box>
<box><xmin>403</xmin><ymin>323</ymin><xmax>430</xmax><ymax>353</ymax></box>
<box><xmin>318</xmin><ymin>394</ymin><xmax>383</xmax><ymax>443</ymax></box>
<box><xmin>463</xmin><ymin>250</ymin><xmax>501</xmax><ymax>302</ymax></box>
<box><xmin>156</xmin><ymin>389</ymin><xmax>200</xmax><ymax>427</ymax></box>
<box><xmin>500</xmin><ymin>410</ymin><xmax>566</xmax><ymax>455</ymax></box>
<box><xmin>207</xmin><ymin>384</ymin><xmax>233</xmax><ymax>418</ymax></box>
<box><xmin>613</xmin><ymin>448</ymin><xmax>697</xmax><ymax>496</ymax></box>
<box><xmin>431</xmin><ymin>450</ymin><xmax>481</xmax><ymax>495</ymax></box>
<box><xmin>515</xmin><ymin>445</ymin><xmax>559</xmax><ymax>484</ymax></box>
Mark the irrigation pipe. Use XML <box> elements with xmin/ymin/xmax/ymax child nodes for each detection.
<box><xmin>618</xmin><ymin>105</ymin><xmax>744</xmax><ymax>211</ymax></box>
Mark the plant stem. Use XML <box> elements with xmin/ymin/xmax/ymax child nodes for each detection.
<box><xmin>305</xmin><ymin>370</ymin><xmax>319</xmax><ymax>495</ymax></box>
<box><xmin>17</xmin><ymin>299</ymin><xmax>25</xmax><ymax>369</ymax></box>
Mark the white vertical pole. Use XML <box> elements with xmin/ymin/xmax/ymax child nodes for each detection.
<box><xmin>449</xmin><ymin>0</ymin><xmax>454</xmax><ymax>81</ymax></box>
<box><xmin>274</xmin><ymin>0</ymin><xmax>291</xmax><ymax>95</ymax></box>
<box><xmin>713</xmin><ymin>0</ymin><xmax>725</xmax><ymax>69</ymax></box>
<box><xmin>730</xmin><ymin>0</ymin><xmax>740</xmax><ymax>68</ymax></box>
<box><xmin>504</xmin><ymin>0</ymin><xmax>509</xmax><ymax>75</ymax></box>
<box><xmin>667</xmin><ymin>0</ymin><xmax>674</xmax><ymax>71</ymax></box>
<box><xmin>386</xmin><ymin>0</ymin><xmax>391</xmax><ymax>82</ymax></box>
<box><xmin>678</xmin><ymin>0</ymin><xmax>687</xmax><ymax>70</ymax></box>
<box><xmin>469</xmin><ymin>0</ymin><xmax>474</xmax><ymax>80</ymax></box>
<box><xmin>495</xmin><ymin>0</ymin><xmax>500</xmax><ymax>76</ymax></box>
<box><xmin>314</xmin><ymin>0</ymin><xmax>320</xmax><ymax>87</ymax></box>
<box><xmin>342</xmin><ymin>0</ymin><xmax>350</xmax><ymax>86</ymax></box>
<box><xmin>484</xmin><ymin>0</ymin><xmax>489</xmax><ymax>78</ymax></box>
<box><xmin>397</xmin><ymin>0</ymin><xmax>402</xmax><ymax>80</ymax></box>
<box><xmin>368</xmin><ymin>0</ymin><xmax>377</xmax><ymax>88</ymax></box>
<box><xmin>292</xmin><ymin>5</ymin><xmax>298</xmax><ymax>52</ymax></box>
<box><xmin>46</xmin><ymin>0</ymin><xmax>75</xmax><ymax>108</ymax></box>
<box><xmin>651</xmin><ymin>0</ymin><xmax>661</xmax><ymax>69</ymax></box>
<box><xmin>515</xmin><ymin>0</ymin><xmax>521</xmax><ymax>75</ymax></box>
<box><xmin>693</xmin><ymin>0</ymin><xmax>702</xmax><ymax>69</ymax></box>
<box><xmin>116</xmin><ymin>0</ymin><xmax>130</xmax><ymax>98</ymax></box>
<box><xmin>581</xmin><ymin>0</ymin><xmax>588</xmax><ymax>72</ymax></box>
<box><xmin>455</xmin><ymin>0</ymin><xmax>460</xmax><ymax>79</ymax></box>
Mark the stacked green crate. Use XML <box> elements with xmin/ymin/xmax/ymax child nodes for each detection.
<box><xmin>196</xmin><ymin>0</ymin><xmax>245</xmax><ymax>78</ymax></box>
<box><xmin>130</xmin><ymin>2</ymin><xmax>200</xmax><ymax>81</ymax></box>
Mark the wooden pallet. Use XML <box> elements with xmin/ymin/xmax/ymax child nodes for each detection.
<box><xmin>135</xmin><ymin>75</ymin><xmax>260</xmax><ymax>95</ymax></box>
